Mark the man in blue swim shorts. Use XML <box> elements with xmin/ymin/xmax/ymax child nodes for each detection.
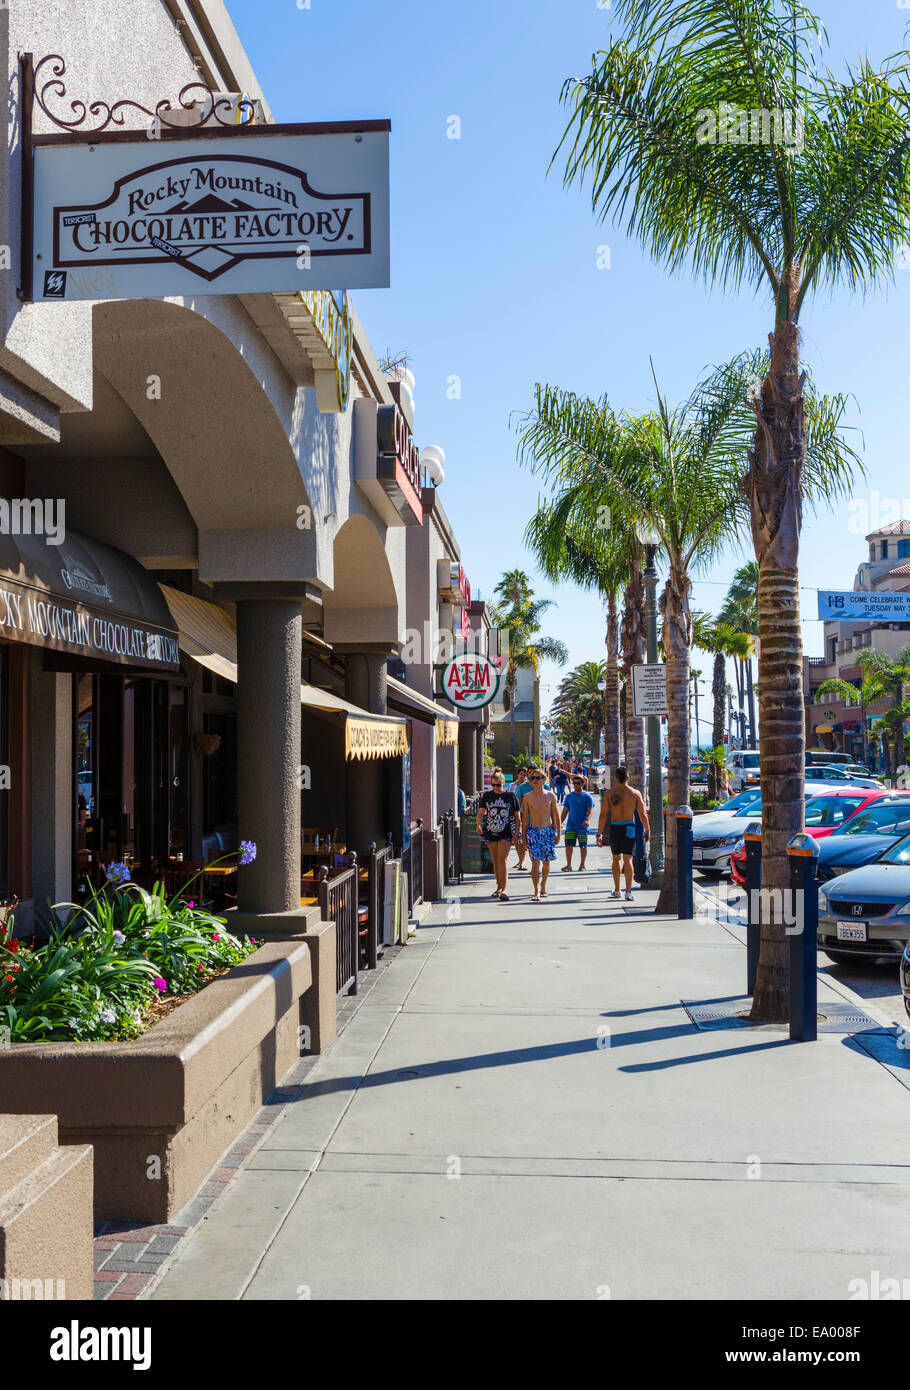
<box><xmin>521</xmin><ymin>768</ymin><xmax>561</xmax><ymax>900</ymax></box>
<box><xmin>561</xmin><ymin>773</ymin><xmax>595</xmax><ymax>872</ymax></box>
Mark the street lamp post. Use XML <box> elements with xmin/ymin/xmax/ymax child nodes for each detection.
<box><xmin>598</xmin><ymin>678</ymin><xmax>606</xmax><ymax>763</ymax></box>
<box><xmin>637</xmin><ymin>523</ymin><xmax>665</xmax><ymax>885</ymax></box>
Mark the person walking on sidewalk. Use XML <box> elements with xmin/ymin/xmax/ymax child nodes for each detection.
<box><xmin>597</xmin><ymin>766</ymin><xmax>649</xmax><ymax>901</ymax></box>
<box><xmin>477</xmin><ymin>771</ymin><xmax>520</xmax><ymax>901</ymax></box>
<box><xmin>510</xmin><ymin>767</ymin><xmax>530</xmax><ymax>871</ymax></box>
<box><xmin>521</xmin><ymin>768</ymin><xmax>561</xmax><ymax>900</ymax></box>
<box><xmin>561</xmin><ymin>773</ymin><xmax>595</xmax><ymax>873</ymax></box>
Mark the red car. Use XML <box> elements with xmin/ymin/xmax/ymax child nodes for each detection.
<box><xmin>729</xmin><ymin>788</ymin><xmax>910</xmax><ymax>885</ymax></box>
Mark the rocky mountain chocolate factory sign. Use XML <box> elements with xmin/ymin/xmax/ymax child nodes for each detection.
<box><xmin>31</xmin><ymin>125</ymin><xmax>390</xmax><ymax>300</ymax></box>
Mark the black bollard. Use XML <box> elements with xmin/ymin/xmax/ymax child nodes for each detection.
<box><xmin>787</xmin><ymin>833</ymin><xmax>819</xmax><ymax>1043</ymax></box>
<box><xmin>675</xmin><ymin>806</ymin><xmax>694</xmax><ymax>921</ymax></box>
<box><xmin>743</xmin><ymin>824</ymin><xmax>762</xmax><ymax>996</ymax></box>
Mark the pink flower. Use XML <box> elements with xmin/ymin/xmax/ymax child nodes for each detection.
<box><xmin>152</xmin><ymin>976</ymin><xmax>167</xmax><ymax>993</ymax></box>
<box><xmin>213</xmin><ymin>933</ymin><xmax>220</xmax><ymax>942</ymax></box>
<box><xmin>187</xmin><ymin>900</ymin><xmax>195</xmax><ymax>909</ymax></box>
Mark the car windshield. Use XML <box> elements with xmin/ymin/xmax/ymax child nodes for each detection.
<box><xmin>719</xmin><ymin>791</ymin><xmax>760</xmax><ymax>811</ymax></box>
<box><xmin>734</xmin><ymin>800</ymin><xmax>762</xmax><ymax>817</ymax></box>
<box><xmin>804</xmin><ymin>795</ymin><xmax>867</xmax><ymax>828</ymax></box>
<box><xmin>741</xmin><ymin>753</ymin><xmax>760</xmax><ymax>767</ymax></box>
<box><xmin>879</xmin><ymin>832</ymin><xmax>910</xmax><ymax>865</ymax></box>
<box><xmin>833</xmin><ymin>804</ymin><xmax>910</xmax><ymax>836</ymax></box>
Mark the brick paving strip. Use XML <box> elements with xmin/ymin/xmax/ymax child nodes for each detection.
<box><xmin>92</xmin><ymin>939</ymin><xmax>406</xmax><ymax>1300</ymax></box>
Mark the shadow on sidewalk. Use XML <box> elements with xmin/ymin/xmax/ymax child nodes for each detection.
<box><xmin>618</xmin><ymin>1037</ymin><xmax>792</xmax><ymax>1072</ymax></box>
<box><xmin>298</xmin><ymin>1019</ymin><xmax>718</xmax><ymax>1100</ymax></box>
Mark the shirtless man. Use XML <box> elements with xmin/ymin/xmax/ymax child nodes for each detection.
<box><xmin>521</xmin><ymin>768</ymin><xmax>562</xmax><ymax>901</ymax></box>
<box><xmin>596</xmin><ymin>765</ymin><xmax>649</xmax><ymax>901</ymax></box>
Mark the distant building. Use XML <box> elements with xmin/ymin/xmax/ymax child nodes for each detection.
<box><xmin>804</xmin><ymin>520</ymin><xmax>910</xmax><ymax>759</ymax></box>
<box><xmin>489</xmin><ymin>665</ymin><xmax>541</xmax><ymax>766</ymax></box>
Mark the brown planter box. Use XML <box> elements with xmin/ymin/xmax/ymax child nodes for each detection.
<box><xmin>0</xmin><ymin>934</ymin><xmax>326</xmax><ymax>1223</ymax></box>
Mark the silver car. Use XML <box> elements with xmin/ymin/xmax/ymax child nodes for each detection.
<box><xmin>818</xmin><ymin>831</ymin><xmax>910</xmax><ymax>962</ymax></box>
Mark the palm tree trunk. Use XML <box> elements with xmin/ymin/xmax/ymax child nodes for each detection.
<box><xmin>656</xmin><ymin>567</ymin><xmax>691</xmax><ymax>915</ymax></box>
<box><xmin>710</xmin><ymin>651</ymin><xmax>726</xmax><ymax>799</ymax></box>
<box><xmin>747</xmin><ymin>313</ymin><xmax>805</xmax><ymax>1024</ymax></box>
<box><xmin>746</xmin><ymin>659</ymin><xmax>757</xmax><ymax>747</ymax></box>
<box><xmin>733</xmin><ymin>658</ymin><xmax>745</xmax><ymax>746</ymax></box>
<box><xmin>605</xmin><ymin>593</ymin><xmax>621</xmax><ymax>781</ymax></box>
<box><xmin>621</xmin><ymin>572</ymin><xmax>646</xmax><ymax>793</ymax></box>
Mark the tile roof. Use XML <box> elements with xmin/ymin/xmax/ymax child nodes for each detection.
<box><xmin>866</xmin><ymin>519</ymin><xmax>910</xmax><ymax>538</ymax></box>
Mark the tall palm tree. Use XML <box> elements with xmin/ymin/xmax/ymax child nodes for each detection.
<box><xmin>694</xmin><ymin>618</ymin><xmax>754</xmax><ymax>798</ymax></box>
<box><xmin>551</xmin><ymin>661</ymin><xmax>609</xmax><ymax>754</ymax></box>
<box><xmin>856</xmin><ymin>648</ymin><xmax>910</xmax><ymax>769</ymax></box>
<box><xmin>814</xmin><ymin>670</ymin><xmax>884</xmax><ymax>769</ymax></box>
<box><xmin>490</xmin><ymin>572</ymin><xmax>568</xmax><ymax>754</ymax></box>
<box><xmin>720</xmin><ymin>561</ymin><xmax>759</xmax><ymax>746</ymax></box>
<box><xmin>555</xmin><ymin>0</ymin><xmax>882</xmax><ymax>1014</ymax></box>
<box><xmin>525</xmin><ymin>502</ymin><xmax>635</xmax><ymax>783</ymax></box>
<box><xmin>519</xmin><ymin>358</ymin><xmax>858</xmax><ymax>918</ymax></box>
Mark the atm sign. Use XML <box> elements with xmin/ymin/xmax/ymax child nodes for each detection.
<box><xmin>442</xmin><ymin>654</ymin><xmax>500</xmax><ymax>709</ymax></box>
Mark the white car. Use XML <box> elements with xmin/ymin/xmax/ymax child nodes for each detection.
<box><xmin>726</xmin><ymin>749</ymin><xmax>761</xmax><ymax>792</ymax></box>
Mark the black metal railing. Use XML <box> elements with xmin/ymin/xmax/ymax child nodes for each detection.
<box><xmin>439</xmin><ymin>810</ymin><xmax>456</xmax><ymax>885</ymax></box>
<box><xmin>318</xmin><ymin>861</ymin><xmax>358</xmax><ymax>996</ymax></box>
<box><xmin>366</xmin><ymin>842</ymin><xmax>391</xmax><ymax>970</ymax></box>
<box><xmin>410</xmin><ymin>819</ymin><xmax>423</xmax><ymax>908</ymax></box>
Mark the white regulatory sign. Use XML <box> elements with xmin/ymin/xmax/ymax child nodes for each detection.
<box><xmin>631</xmin><ymin>663</ymin><xmax>667</xmax><ymax>717</ymax></box>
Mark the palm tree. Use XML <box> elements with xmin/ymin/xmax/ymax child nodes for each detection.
<box><xmin>525</xmin><ymin>501</ymin><xmax>635</xmax><ymax>783</ymax></box>
<box><xmin>490</xmin><ymin>572</ymin><xmax>568</xmax><ymax>754</ymax></box>
<box><xmin>814</xmin><ymin>671</ymin><xmax>884</xmax><ymax>769</ymax></box>
<box><xmin>694</xmin><ymin>618</ymin><xmax>753</xmax><ymax>797</ymax></box>
<box><xmin>855</xmin><ymin>648</ymin><xmax>910</xmax><ymax>770</ymax></box>
<box><xmin>555</xmin><ymin>0</ymin><xmax>882</xmax><ymax>1014</ymax></box>
<box><xmin>551</xmin><ymin>661</ymin><xmax>609</xmax><ymax>754</ymax></box>
<box><xmin>720</xmin><ymin>562</ymin><xmax>759</xmax><ymax>746</ymax></box>
<box><xmin>518</xmin><ymin>358</ymin><xmax>858</xmax><ymax>917</ymax></box>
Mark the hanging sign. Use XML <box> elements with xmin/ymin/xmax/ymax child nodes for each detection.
<box><xmin>31</xmin><ymin>124</ymin><xmax>390</xmax><ymax>301</ymax></box>
<box><xmin>817</xmin><ymin>591</ymin><xmax>910</xmax><ymax>622</ymax></box>
<box><xmin>442</xmin><ymin>654</ymin><xmax>500</xmax><ymax>710</ymax></box>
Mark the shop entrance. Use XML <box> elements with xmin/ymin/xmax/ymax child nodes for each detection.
<box><xmin>75</xmin><ymin>673</ymin><xmax>188</xmax><ymax>894</ymax></box>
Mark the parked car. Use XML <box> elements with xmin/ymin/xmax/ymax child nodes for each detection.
<box><xmin>691</xmin><ymin>786</ymin><xmax>780</xmax><ymax>877</ymax></box>
<box><xmin>899</xmin><ymin>940</ymin><xmax>910</xmax><ymax>1017</ymax></box>
<box><xmin>798</xmin><ymin>764</ymin><xmax>883</xmax><ymax>789</ymax></box>
<box><xmin>819</xmin><ymin>830</ymin><xmax>910</xmax><ymax>964</ymax></box>
<box><xmin>805</xmin><ymin>751</ymin><xmax>853</xmax><ymax>767</ymax></box>
<box><xmin>726</xmin><ymin>749</ymin><xmax>761</xmax><ymax>792</ymax></box>
<box><xmin>813</xmin><ymin>800</ymin><xmax>910</xmax><ymax>883</ymax></box>
<box><xmin>728</xmin><ymin>787</ymin><xmax>905</xmax><ymax>885</ymax></box>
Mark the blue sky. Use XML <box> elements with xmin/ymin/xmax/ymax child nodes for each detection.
<box><xmin>226</xmin><ymin>0</ymin><xmax>910</xmax><ymax>728</ymax></box>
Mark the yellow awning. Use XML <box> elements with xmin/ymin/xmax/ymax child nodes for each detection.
<box><xmin>386</xmin><ymin>674</ymin><xmax>459</xmax><ymax>746</ymax></box>
<box><xmin>159</xmin><ymin>584</ymin><xmax>408</xmax><ymax>761</ymax></box>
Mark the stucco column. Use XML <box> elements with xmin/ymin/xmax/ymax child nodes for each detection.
<box><xmin>236</xmin><ymin>599</ymin><xmax>301</xmax><ymax>914</ymax></box>
<box><xmin>339</xmin><ymin>647</ymin><xmax>390</xmax><ymax>853</ymax></box>
<box><xmin>458</xmin><ymin>722</ymin><xmax>477</xmax><ymax>795</ymax></box>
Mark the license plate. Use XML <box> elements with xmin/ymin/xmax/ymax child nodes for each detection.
<box><xmin>692</xmin><ymin>848</ymin><xmax>703</xmax><ymax>862</ymax></box>
<box><xmin>836</xmin><ymin>922</ymin><xmax>867</xmax><ymax>942</ymax></box>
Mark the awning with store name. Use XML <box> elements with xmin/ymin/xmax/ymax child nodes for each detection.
<box><xmin>160</xmin><ymin>584</ymin><xmax>408</xmax><ymax>761</ymax></box>
<box><xmin>0</xmin><ymin>530</ymin><xmax>180</xmax><ymax>671</ymax></box>
<box><xmin>387</xmin><ymin>674</ymin><xmax>460</xmax><ymax>746</ymax></box>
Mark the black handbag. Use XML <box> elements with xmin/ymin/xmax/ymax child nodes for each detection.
<box><xmin>633</xmin><ymin>853</ymin><xmax>652</xmax><ymax>886</ymax></box>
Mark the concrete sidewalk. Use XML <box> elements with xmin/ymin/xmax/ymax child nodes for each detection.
<box><xmin>151</xmin><ymin>847</ymin><xmax>910</xmax><ymax>1301</ymax></box>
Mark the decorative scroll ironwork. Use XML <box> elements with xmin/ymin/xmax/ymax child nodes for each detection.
<box><xmin>32</xmin><ymin>54</ymin><xmax>256</xmax><ymax>135</ymax></box>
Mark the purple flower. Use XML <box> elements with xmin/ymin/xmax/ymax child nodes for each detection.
<box><xmin>100</xmin><ymin>1008</ymin><xmax>116</xmax><ymax>1024</ymax></box>
<box><xmin>239</xmin><ymin>840</ymin><xmax>257</xmax><ymax>866</ymax></box>
<box><xmin>152</xmin><ymin>976</ymin><xmax>167</xmax><ymax>994</ymax></box>
<box><xmin>104</xmin><ymin>860</ymin><xmax>131</xmax><ymax>885</ymax></box>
